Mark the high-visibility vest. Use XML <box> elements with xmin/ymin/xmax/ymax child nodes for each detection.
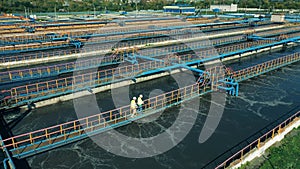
<box><xmin>137</xmin><ymin>97</ymin><xmax>143</xmax><ymax>105</ymax></box>
<box><xmin>130</xmin><ymin>100</ymin><xmax>136</xmax><ymax>108</ymax></box>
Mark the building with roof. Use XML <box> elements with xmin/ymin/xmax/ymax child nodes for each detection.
<box><xmin>210</xmin><ymin>4</ymin><xmax>238</xmax><ymax>12</ymax></box>
<box><xmin>163</xmin><ymin>5</ymin><xmax>195</xmax><ymax>14</ymax></box>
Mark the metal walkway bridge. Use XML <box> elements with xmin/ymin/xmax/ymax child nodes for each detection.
<box><xmin>1</xmin><ymin>24</ymin><xmax>298</xmax><ymax>69</ymax></box>
<box><xmin>73</xmin><ymin>25</ymin><xmax>300</xmax><ymax>48</ymax></box>
<box><xmin>0</xmin><ymin>33</ymin><xmax>261</xmax><ymax>64</ymax></box>
<box><xmin>0</xmin><ymin>52</ymin><xmax>299</xmax><ymax>164</ymax></box>
<box><xmin>0</xmin><ymin>24</ymin><xmax>295</xmax><ymax>67</ymax></box>
<box><xmin>1</xmin><ymin>29</ymin><xmax>278</xmax><ymax>66</ymax></box>
<box><xmin>0</xmin><ymin>20</ymin><xmax>271</xmax><ymax>55</ymax></box>
<box><xmin>233</xmin><ymin>52</ymin><xmax>300</xmax><ymax>82</ymax></box>
<box><xmin>0</xmin><ymin>55</ymin><xmax>124</xmax><ymax>84</ymax></box>
<box><xmin>0</xmin><ymin>35</ymin><xmax>245</xmax><ymax>84</ymax></box>
<box><xmin>0</xmin><ymin>19</ymin><xmax>276</xmax><ymax>51</ymax></box>
<box><xmin>1</xmin><ymin>35</ymin><xmax>299</xmax><ymax>109</ymax></box>
<box><xmin>0</xmin><ymin>37</ymin><xmax>290</xmax><ymax>109</ymax></box>
<box><xmin>0</xmin><ymin>20</ymin><xmax>273</xmax><ymax>47</ymax></box>
<box><xmin>0</xmin><ymin>19</ymin><xmax>262</xmax><ymax>42</ymax></box>
<box><xmin>0</xmin><ymin>27</ymin><xmax>246</xmax><ymax>58</ymax></box>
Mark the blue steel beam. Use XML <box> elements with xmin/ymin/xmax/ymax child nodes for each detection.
<box><xmin>72</xmin><ymin>19</ymin><xmax>260</xmax><ymax>39</ymax></box>
<box><xmin>247</xmin><ymin>35</ymin><xmax>277</xmax><ymax>41</ymax></box>
<box><xmin>85</xmin><ymin>27</ymin><xmax>300</xmax><ymax>51</ymax></box>
<box><xmin>135</xmin><ymin>54</ymin><xmax>165</xmax><ymax>62</ymax></box>
<box><xmin>0</xmin><ymin>134</ymin><xmax>16</xmax><ymax>169</ymax></box>
<box><xmin>28</xmin><ymin>17</ymin><xmax>180</xmax><ymax>29</ymax></box>
<box><xmin>0</xmin><ymin>24</ymin><xmax>250</xmax><ymax>54</ymax></box>
<box><xmin>0</xmin><ymin>57</ymin><xmax>122</xmax><ymax>85</ymax></box>
<box><xmin>180</xmin><ymin>65</ymin><xmax>204</xmax><ymax>74</ymax></box>
<box><xmin>0</xmin><ymin>36</ymin><xmax>244</xmax><ymax>84</ymax></box>
<box><xmin>3</xmin><ymin>51</ymin><xmax>300</xmax><ymax>159</ymax></box>
<box><xmin>202</xmin><ymin>36</ymin><xmax>300</xmax><ymax>62</ymax></box>
<box><xmin>1</xmin><ymin>36</ymin><xmax>300</xmax><ymax>109</ymax></box>
<box><xmin>137</xmin><ymin>36</ymin><xmax>300</xmax><ymax>77</ymax></box>
<box><xmin>0</xmin><ymin>21</ymin><xmax>271</xmax><ymax>46</ymax></box>
<box><xmin>3</xmin><ymin>19</ymin><xmax>263</xmax><ymax>45</ymax></box>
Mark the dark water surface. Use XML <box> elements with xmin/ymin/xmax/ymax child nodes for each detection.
<box><xmin>6</xmin><ymin>47</ymin><xmax>300</xmax><ymax>169</ymax></box>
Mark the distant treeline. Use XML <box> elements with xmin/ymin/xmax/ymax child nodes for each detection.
<box><xmin>1</xmin><ymin>0</ymin><xmax>300</xmax><ymax>13</ymax></box>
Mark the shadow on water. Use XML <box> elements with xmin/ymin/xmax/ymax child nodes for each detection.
<box><xmin>0</xmin><ymin>108</ymin><xmax>31</xmax><ymax>169</ymax></box>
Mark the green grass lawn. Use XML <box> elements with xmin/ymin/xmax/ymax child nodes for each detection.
<box><xmin>239</xmin><ymin>127</ymin><xmax>300</xmax><ymax>169</ymax></box>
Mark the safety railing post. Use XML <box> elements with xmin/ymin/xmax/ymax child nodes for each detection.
<box><xmin>64</xmin><ymin>131</ymin><xmax>66</xmax><ymax>140</ymax></box>
<box><xmin>60</xmin><ymin>125</ymin><xmax>63</xmax><ymax>135</ymax></box>
<box><xmin>45</xmin><ymin>129</ymin><xmax>48</xmax><ymax>139</ymax></box>
<box><xmin>241</xmin><ymin>150</ymin><xmax>243</xmax><ymax>161</ymax></box>
<box><xmin>110</xmin><ymin>111</ymin><xmax>112</xmax><ymax>121</ymax></box>
<box><xmin>278</xmin><ymin>125</ymin><xmax>282</xmax><ymax>134</ymax></box>
<box><xmin>12</xmin><ymin>138</ymin><xmax>16</xmax><ymax>149</ymax></box>
<box><xmin>29</xmin><ymin>133</ymin><xmax>33</xmax><ymax>144</ymax></box>
<box><xmin>86</xmin><ymin>118</ymin><xmax>89</xmax><ymax>128</ymax></box>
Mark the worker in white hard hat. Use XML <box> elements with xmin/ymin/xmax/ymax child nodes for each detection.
<box><xmin>130</xmin><ymin>97</ymin><xmax>137</xmax><ymax>117</ymax></box>
<box><xmin>137</xmin><ymin>94</ymin><xmax>144</xmax><ymax>112</ymax></box>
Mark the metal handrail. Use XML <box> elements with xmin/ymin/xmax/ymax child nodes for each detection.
<box><xmin>215</xmin><ymin>111</ymin><xmax>300</xmax><ymax>169</ymax></box>
<box><xmin>0</xmin><ymin>82</ymin><xmax>213</xmax><ymax>154</ymax></box>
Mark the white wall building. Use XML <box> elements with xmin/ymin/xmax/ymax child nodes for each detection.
<box><xmin>210</xmin><ymin>4</ymin><xmax>238</xmax><ymax>12</ymax></box>
<box><xmin>271</xmin><ymin>14</ymin><xmax>285</xmax><ymax>22</ymax></box>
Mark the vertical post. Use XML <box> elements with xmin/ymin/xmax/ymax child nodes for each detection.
<box><xmin>12</xmin><ymin>138</ymin><xmax>16</xmax><ymax>148</ymax></box>
<box><xmin>60</xmin><ymin>125</ymin><xmax>63</xmax><ymax>135</ymax></box>
<box><xmin>241</xmin><ymin>150</ymin><xmax>244</xmax><ymax>161</ymax></box>
<box><xmin>257</xmin><ymin>138</ymin><xmax>260</xmax><ymax>149</ymax></box>
<box><xmin>29</xmin><ymin>133</ymin><xmax>33</xmax><ymax>144</ymax></box>
<box><xmin>45</xmin><ymin>129</ymin><xmax>49</xmax><ymax>139</ymax></box>
<box><xmin>64</xmin><ymin>131</ymin><xmax>66</xmax><ymax>140</ymax></box>
<box><xmin>98</xmin><ymin>114</ymin><xmax>101</xmax><ymax>124</ymax></box>
<box><xmin>65</xmin><ymin>78</ymin><xmax>68</xmax><ymax>87</ymax></box>
<box><xmin>110</xmin><ymin>111</ymin><xmax>112</xmax><ymax>121</ymax></box>
<box><xmin>148</xmin><ymin>99</ymin><xmax>151</xmax><ymax>108</ymax></box>
<box><xmin>26</xmin><ymin>86</ymin><xmax>29</xmax><ymax>94</ymax></box>
<box><xmin>74</xmin><ymin>121</ymin><xmax>76</xmax><ymax>130</ymax></box>
<box><xmin>278</xmin><ymin>125</ymin><xmax>282</xmax><ymax>134</ymax></box>
<box><xmin>36</xmin><ymin>83</ymin><xmax>39</xmax><ymax>92</ymax></box>
<box><xmin>12</xmin><ymin>89</ymin><xmax>18</xmax><ymax>104</ymax></box>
